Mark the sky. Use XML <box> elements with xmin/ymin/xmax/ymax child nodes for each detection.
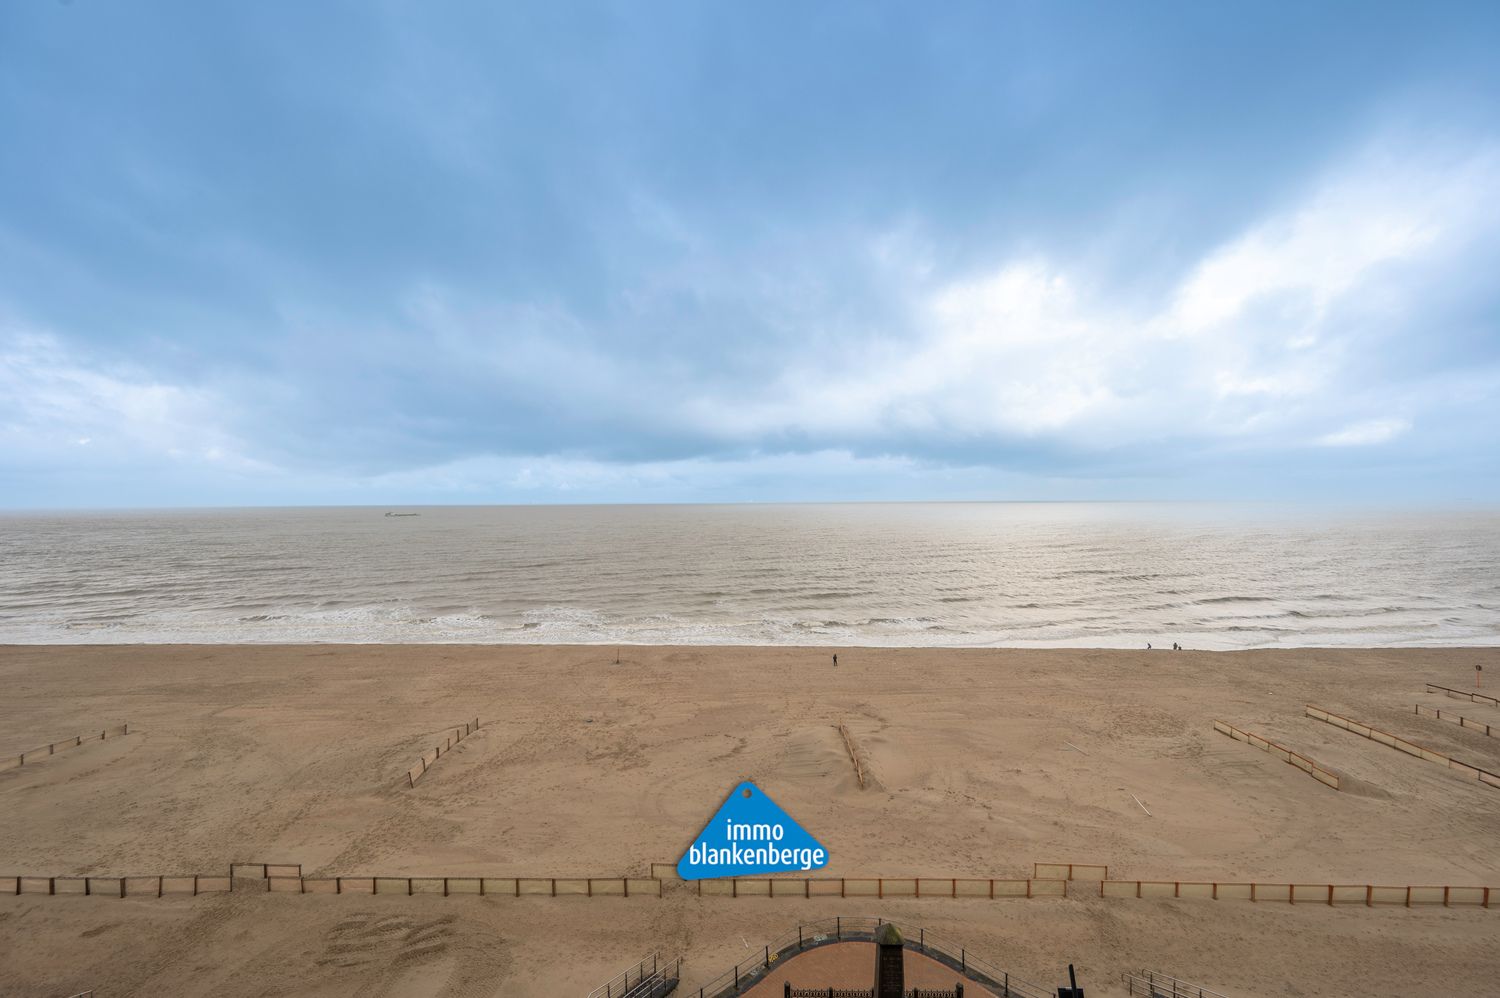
<box><xmin>2</xmin><ymin>1</ymin><xmax>1499</xmax><ymax>507</ymax></box>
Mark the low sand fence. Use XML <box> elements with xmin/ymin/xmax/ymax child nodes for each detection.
<box><xmin>1034</xmin><ymin>862</ymin><xmax>1109</xmax><ymax>880</ymax></box>
<box><xmin>1305</xmin><ymin>705</ymin><xmax>1500</xmax><ymax>790</ymax></box>
<box><xmin>260</xmin><ymin>875</ymin><xmax>660</xmax><ymax>897</ymax></box>
<box><xmin>5</xmin><ymin>864</ymin><xmax>658</xmax><ymax>899</ymax></box>
<box><xmin>1100</xmin><ymin>879</ymin><xmax>1495</xmax><ymax>907</ymax></box>
<box><xmin>1426</xmin><ymin>683</ymin><xmax>1499</xmax><ymax>707</ymax></box>
<box><xmin>406</xmin><ymin>718</ymin><xmax>480</xmax><ymax>787</ymax></box>
<box><xmin>1213</xmin><ymin>720</ymin><xmax>1340</xmax><ymax>790</ymax></box>
<box><xmin>2</xmin><ymin>874</ymin><xmax>231</xmax><ymax>897</ymax></box>
<box><xmin>1416</xmin><ymin>704</ymin><xmax>1496</xmax><ymax>738</ymax></box>
<box><xmin>694</xmin><ymin>877</ymin><xmax>1069</xmax><ymax>899</ymax></box>
<box><xmin>3</xmin><ymin>723</ymin><xmax>129</xmax><ymax>771</ymax></box>
<box><xmin>659</xmin><ymin>861</ymin><xmax>1104</xmax><ymax>888</ymax></box>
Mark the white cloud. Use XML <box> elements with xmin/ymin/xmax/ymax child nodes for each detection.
<box><xmin>1316</xmin><ymin>418</ymin><xmax>1411</xmax><ymax>447</ymax></box>
<box><xmin>681</xmin><ymin>140</ymin><xmax>1500</xmax><ymax>455</ymax></box>
<box><xmin>0</xmin><ymin>329</ymin><xmax>267</xmax><ymax>472</ymax></box>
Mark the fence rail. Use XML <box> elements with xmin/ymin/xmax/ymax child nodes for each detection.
<box><xmin>3</xmin><ymin>864</ymin><xmax>659</xmax><ymax>900</ymax></box>
<box><xmin>1213</xmin><ymin>721</ymin><xmax>1339</xmax><ymax>790</ymax></box>
<box><xmin>1</xmin><ymin>874</ymin><xmax>231</xmax><ymax>897</ymax></box>
<box><xmin>1100</xmin><ymin>879</ymin><xmax>1494</xmax><ymax>907</ymax></box>
<box><xmin>1123</xmin><ymin>971</ymin><xmax>1230</xmax><ymax>998</ymax></box>
<box><xmin>1033</xmin><ymin>863</ymin><xmax>1108</xmax><ymax>880</ymax></box>
<box><xmin>406</xmin><ymin>718</ymin><xmax>481</xmax><ymax>787</ymax></box>
<box><xmin>260</xmin><ymin>875</ymin><xmax>661</xmax><ymax>897</ymax></box>
<box><xmin>1426</xmin><ymin>683</ymin><xmax>1499</xmax><ymax>707</ymax></box>
<box><xmin>2</xmin><ymin>723</ymin><xmax>129</xmax><ymax>771</ymax></box>
<box><xmin>1305</xmin><ymin>705</ymin><xmax>1500</xmax><ymax>790</ymax></box>
<box><xmin>1415</xmin><ymin>704</ymin><xmax>1495</xmax><ymax>738</ymax></box>
<box><xmin>694</xmin><ymin>877</ymin><xmax>1067</xmax><ymax>900</ymax></box>
<box><xmin>686</xmin><ymin>917</ymin><xmax>1052</xmax><ymax>998</ymax></box>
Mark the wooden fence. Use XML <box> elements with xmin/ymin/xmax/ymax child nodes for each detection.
<box><xmin>1213</xmin><ymin>720</ymin><xmax>1340</xmax><ymax>790</ymax></box>
<box><xmin>1426</xmin><ymin>683</ymin><xmax>1499</xmax><ymax>707</ymax></box>
<box><xmin>406</xmin><ymin>718</ymin><xmax>480</xmax><ymax>787</ymax></box>
<box><xmin>1305</xmin><ymin>705</ymin><xmax>1500</xmax><ymax>790</ymax></box>
<box><xmin>1100</xmin><ymin>879</ymin><xmax>1495</xmax><ymax>907</ymax></box>
<box><xmin>2</xmin><ymin>724</ymin><xmax>129</xmax><ymax>771</ymax></box>
<box><xmin>694</xmin><ymin>877</ymin><xmax>1069</xmax><ymax>899</ymax></box>
<box><xmin>1415</xmin><ymin>704</ymin><xmax>1496</xmax><ymax>738</ymax></box>
<box><xmin>1</xmin><ymin>875</ymin><xmax>231</xmax><ymax>897</ymax></box>
<box><xmin>1034</xmin><ymin>863</ymin><xmax>1109</xmax><ymax>880</ymax></box>
<box><xmin>3</xmin><ymin>864</ymin><xmax>658</xmax><ymax>899</ymax></box>
<box><xmin>261</xmin><ymin>875</ymin><xmax>661</xmax><ymax>897</ymax></box>
<box><xmin>7</xmin><ymin>864</ymin><xmax>1495</xmax><ymax>912</ymax></box>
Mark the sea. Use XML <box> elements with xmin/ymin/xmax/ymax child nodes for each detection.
<box><xmin>1</xmin><ymin>503</ymin><xmax>1497</xmax><ymax>648</ymax></box>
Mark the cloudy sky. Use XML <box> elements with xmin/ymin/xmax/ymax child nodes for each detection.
<box><xmin>2</xmin><ymin>1</ymin><xmax>1498</xmax><ymax>507</ymax></box>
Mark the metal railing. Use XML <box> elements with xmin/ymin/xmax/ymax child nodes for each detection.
<box><xmin>1123</xmin><ymin>971</ymin><xmax>1230</xmax><ymax>998</ymax></box>
<box><xmin>588</xmin><ymin>948</ymin><xmax>684</xmax><ymax>996</ymax></box>
<box><xmin>621</xmin><ymin>956</ymin><xmax>682</xmax><ymax>998</ymax></box>
<box><xmin>588</xmin><ymin>952</ymin><xmax>682</xmax><ymax>998</ymax></box>
<box><xmin>685</xmin><ymin>917</ymin><xmax>1051</xmax><ymax>998</ymax></box>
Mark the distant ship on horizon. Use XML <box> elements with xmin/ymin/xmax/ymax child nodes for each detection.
<box><xmin>384</xmin><ymin>511</ymin><xmax>420</xmax><ymax>517</ymax></box>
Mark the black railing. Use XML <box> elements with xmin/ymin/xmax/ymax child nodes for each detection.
<box><xmin>687</xmin><ymin>917</ymin><xmax>1050</xmax><ymax>998</ymax></box>
<box><xmin>589</xmin><ymin>952</ymin><xmax>683</xmax><ymax>998</ymax></box>
<box><xmin>1123</xmin><ymin>971</ymin><xmax>1230</xmax><ymax>998</ymax></box>
<box><xmin>786</xmin><ymin>987</ymin><xmax>963</xmax><ymax>997</ymax></box>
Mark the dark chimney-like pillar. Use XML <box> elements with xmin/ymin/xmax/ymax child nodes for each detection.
<box><xmin>873</xmin><ymin>923</ymin><xmax>905</xmax><ymax>997</ymax></box>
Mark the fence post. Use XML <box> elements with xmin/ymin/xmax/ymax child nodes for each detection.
<box><xmin>764</xmin><ymin>945</ymin><xmax>769</xmax><ymax>968</ymax></box>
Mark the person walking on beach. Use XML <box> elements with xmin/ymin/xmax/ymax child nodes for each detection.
<box><xmin>832</xmin><ymin>653</ymin><xmax>838</xmax><ymax>667</ymax></box>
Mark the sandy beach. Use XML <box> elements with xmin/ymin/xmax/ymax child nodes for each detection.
<box><xmin>2</xmin><ymin>643</ymin><xmax>1498</xmax><ymax>997</ymax></box>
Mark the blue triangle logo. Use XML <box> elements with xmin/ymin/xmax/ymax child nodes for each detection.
<box><xmin>677</xmin><ymin>781</ymin><xmax>829</xmax><ymax>881</ymax></box>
